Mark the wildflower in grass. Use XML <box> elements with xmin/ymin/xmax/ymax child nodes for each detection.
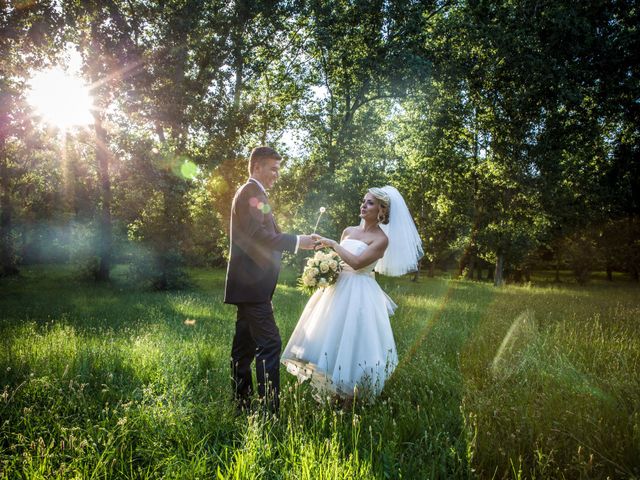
<box><xmin>352</xmin><ymin>413</ymin><xmax>360</xmax><ymax>426</ymax></box>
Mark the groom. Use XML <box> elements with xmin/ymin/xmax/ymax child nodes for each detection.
<box><xmin>224</xmin><ymin>146</ymin><xmax>314</xmax><ymax>412</ymax></box>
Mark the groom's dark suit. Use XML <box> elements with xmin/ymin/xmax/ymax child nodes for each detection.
<box><xmin>224</xmin><ymin>178</ymin><xmax>297</xmax><ymax>410</ymax></box>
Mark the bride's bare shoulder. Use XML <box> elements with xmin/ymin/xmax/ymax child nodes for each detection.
<box><xmin>373</xmin><ymin>228</ymin><xmax>389</xmax><ymax>246</ymax></box>
<box><xmin>341</xmin><ymin>226</ymin><xmax>357</xmax><ymax>238</ymax></box>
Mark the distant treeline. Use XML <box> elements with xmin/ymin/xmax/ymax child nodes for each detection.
<box><xmin>1</xmin><ymin>1</ymin><xmax>638</xmax><ymax>287</ymax></box>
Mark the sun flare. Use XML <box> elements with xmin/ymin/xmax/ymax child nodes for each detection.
<box><xmin>27</xmin><ymin>67</ymin><xmax>94</xmax><ymax>129</ymax></box>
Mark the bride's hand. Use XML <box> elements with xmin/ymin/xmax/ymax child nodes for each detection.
<box><xmin>311</xmin><ymin>234</ymin><xmax>337</xmax><ymax>250</ymax></box>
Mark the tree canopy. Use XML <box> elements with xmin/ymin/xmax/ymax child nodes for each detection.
<box><xmin>1</xmin><ymin>0</ymin><xmax>638</xmax><ymax>285</ymax></box>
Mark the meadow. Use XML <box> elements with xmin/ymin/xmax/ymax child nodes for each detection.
<box><xmin>0</xmin><ymin>266</ymin><xmax>639</xmax><ymax>479</ymax></box>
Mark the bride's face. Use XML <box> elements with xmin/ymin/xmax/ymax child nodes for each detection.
<box><xmin>360</xmin><ymin>193</ymin><xmax>380</xmax><ymax>221</ymax></box>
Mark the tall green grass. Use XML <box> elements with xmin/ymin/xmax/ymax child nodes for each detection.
<box><xmin>1</xmin><ymin>265</ymin><xmax>638</xmax><ymax>479</ymax></box>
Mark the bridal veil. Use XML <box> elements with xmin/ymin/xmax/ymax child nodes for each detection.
<box><xmin>373</xmin><ymin>186</ymin><xmax>424</xmax><ymax>277</ymax></box>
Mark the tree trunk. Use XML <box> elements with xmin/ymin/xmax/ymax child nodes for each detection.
<box><xmin>62</xmin><ymin>132</ymin><xmax>78</xmax><ymax>216</ymax></box>
<box><xmin>494</xmin><ymin>253</ymin><xmax>505</xmax><ymax>286</ymax></box>
<box><xmin>513</xmin><ymin>269</ymin><xmax>523</xmax><ymax>283</ymax></box>
<box><xmin>94</xmin><ymin>113</ymin><xmax>112</xmax><ymax>281</ymax></box>
<box><xmin>606</xmin><ymin>265</ymin><xmax>613</xmax><ymax>281</ymax></box>
<box><xmin>466</xmin><ymin>108</ymin><xmax>480</xmax><ymax>282</ymax></box>
<box><xmin>0</xmin><ymin>127</ymin><xmax>18</xmax><ymax>276</ymax></box>
<box><xmin>428</xmin><ymin>261</ymin><xmax>435</xmax><ymax>278</ymax></box>
<box><xmin>21</xmin><ymin>221</ymin><xmax>35</xmax><ymax>264</ymax></box>
<box><xmin>411</xmin><ymin>257</ymin><xmax>421</xmax><ymax>282</ymax></box>
<box><xmin>460</xmin><ymin>191</ymin><xmax>479</xmax><ymax>279</ymax></box>
<box><xmin>467</xmin><ymin>253</ymin><xmax>476</xmax><ymax>280</ymax></box>
<box><xmin>627</xmin><ymin>217</ymin><xmax>639</xmax><ymax>281</ymax></box>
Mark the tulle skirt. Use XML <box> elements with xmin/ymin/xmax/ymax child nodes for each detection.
<box><xmin>281</xmin><ymin>271</ymin><xmax>398</xmax><ymax>400</ymax></box>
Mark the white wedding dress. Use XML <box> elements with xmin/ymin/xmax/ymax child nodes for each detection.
<box><xmin>282</xmin><ymin>238</ymin><xmax>399</xmax><ymax>400</ymax></box>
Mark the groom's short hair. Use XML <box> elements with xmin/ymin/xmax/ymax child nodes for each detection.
<box><xmin>249</xmin><ymin>146</ymin><xmax>282</xmax><ymax>173</ymax></box>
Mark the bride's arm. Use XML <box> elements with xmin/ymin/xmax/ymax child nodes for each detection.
<box><xmin>315</xmin><ymin>230</ymin><xmax>388</xmax><ymax>270</ymax></box>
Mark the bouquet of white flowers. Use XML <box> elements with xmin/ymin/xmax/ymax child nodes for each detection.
<box><xmin>299</xmin><ymin>249</ymin><xmax>342</xmax><ymax>294</ymax></box>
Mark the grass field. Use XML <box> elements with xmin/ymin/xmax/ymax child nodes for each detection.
<box><xmin>1</xmin><ymin>265</ymin><xmax>639</xmax><ymax>479</ymax></box>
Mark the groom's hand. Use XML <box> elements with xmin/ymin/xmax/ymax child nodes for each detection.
<box><xmin>311</xmin><ymin>234</ymin><xmax>324</xmax><ymax>250</ymax></box>
<box><xmin>311</xmin><ymin>234</ymin><xmax>335</xmax><ymax>250</ymax></box>
<box><xmin>298</xmin><ymin>235</ymin><xmax>316</xmax><ymax>250</ymax></box>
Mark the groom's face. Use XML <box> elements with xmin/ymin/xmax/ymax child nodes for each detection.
<box><xmin>253</xmin><ymin>158</ymin><xmax>281</xmax><ymax>190</ymax></box>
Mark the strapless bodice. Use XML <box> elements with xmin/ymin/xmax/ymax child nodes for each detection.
<box><xmin>340</xmin><ymin>238</ymin><xmax>376</xmax><ymax>274</ymax></box>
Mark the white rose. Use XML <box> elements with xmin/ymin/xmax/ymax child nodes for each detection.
<box><xmin>307</xmin><ymin>277</ymin><xmax>317</xmax><ymax>287</ymax></box>
<box><xmin>320</xmin><ymin>262</ymin><xmax>330</xmax><ymax>273</ymax></box>
<box><xmin>329</xmin><ymin>260</ymin><xmax>338</xmax><ymax>271</ymax></box>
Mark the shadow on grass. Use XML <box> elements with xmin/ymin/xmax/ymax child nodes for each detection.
<box><xmin>0</xmin><ymin>265</ymin><xmax>246</xmax><ymax>477</ymax></box>
<box><xmin>0</xmin><ymin>264</ymin><xmax>239</xmax><ymax>389</ymax></box>
<box><xmin>0</xmin><ymin>264</ymin><xmax>233</xmax><ymax>329</ymax></box>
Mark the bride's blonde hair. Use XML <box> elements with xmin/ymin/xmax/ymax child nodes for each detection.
<box><xmin>368</xmin><ymin>187</ymin><xmax>390</xmax><ymax>224</ymax></box>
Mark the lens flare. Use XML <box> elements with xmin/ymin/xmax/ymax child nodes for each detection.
<box><xmin>180</xmin><ymin>159</ymin><xmax>198</xmax><ymax>180</ymax></box>
<box><xmin>491</xmin><ymin>310</ymin><xmax>536</xmax><ymax>377</ymax></box>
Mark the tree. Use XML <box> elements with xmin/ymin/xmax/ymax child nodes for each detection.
<box><xmin>60</xmin><ymin>0</ymin><xmax>146</xmax><ymax>280</ymax></box>
<box><xmin>0</xmin><ymin>1</ymin><xmax>62</xmax><ymax>276</ymax></box>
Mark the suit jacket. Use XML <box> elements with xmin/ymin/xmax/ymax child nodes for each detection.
<box><xmin>224</xmin><ymin>179</ymin><xmax>297</xmax><ymax>304</ymax></box>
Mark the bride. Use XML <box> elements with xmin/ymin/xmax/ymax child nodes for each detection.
<box><xmin>281</xmin><ymin>186</ymin><xmax>423</xmax><ymax>401</ymax></box>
